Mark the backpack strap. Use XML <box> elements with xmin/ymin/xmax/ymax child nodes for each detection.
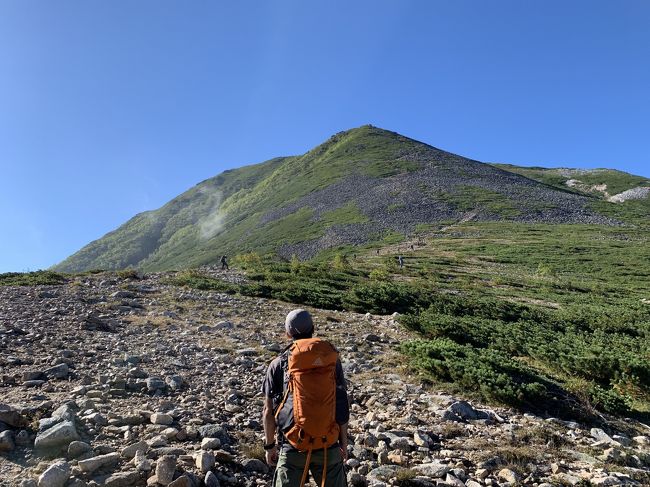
<box><xmin>300</xmin><ymin>448</ymin><xmax>312</xmax><ymax>487</ymax></box>
<box><xmin>273</xmin><ymin>347</ymin><xmax>293</xmax><ymax>444</ymax></box>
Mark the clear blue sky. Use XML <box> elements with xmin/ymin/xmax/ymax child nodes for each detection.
<box><xmin>1</xmin><ymin>1</ymin><xmax>649</xmax><ymax>272</ymax></box>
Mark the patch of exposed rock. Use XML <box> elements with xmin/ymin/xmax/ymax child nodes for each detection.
<box><xmin>608</xmin><ymin>187</ymin><xmax>650</xmax><ymax>203</ymax></box>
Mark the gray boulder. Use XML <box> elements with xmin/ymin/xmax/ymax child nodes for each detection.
<box><xmin>43</xmin><ymin>363</ymin><xmax>69</xmax><ymax>380</ymax></box>
<box><xmin>412</xmin><ymin>461</ymin><xmax>450</xmax><ymax>478</ymax></box>
<box><xmin>37</xmin><ymin>462</ymin><xmax>71</xmax><ymax>487</ymax></box>
<box><xmin>242</xmin><ymin>458</ymin><xmax>269</xmax><ymax>474</ymax></box>
<box><xmin>67</xmin><ymin>440</ymin><xmax>92</xmax><ymax>459</ymax></box>
<box><xmin>101</xmin><ymin>471</ymin><xmax>142</xmax><ymax>487</ymax></box>
<box><xmin>447</xmin><ymin>401</ymin><xmax>486</xmax><ymax>420</ymax></box>
<box><xmin>78</xmin><ymin>452</ymin><xmax>120</xmax><ymax>473</ymax></box>
<box><xmin>0</xmin><ymin>430</ymin><xmax>15</xmax><ymax>452</ymax></box>
<box><xmin>205</xmin><ymin>471</ymin><xmax>220</xmax><ymax>487</ymax></box>
<box><xmin>0</xmin><ymin>403</ymin><xmax>27</xmax><ymax>427</ymax></box>
<box><xmin>156</xmin><ymin>455</ymin><xmax>177</xmax><ymax>484</ymax></box>
<box><xmin>34</xmin><ymin>420</ymin><xmax>80</xmax><ymax>451</ymax></box>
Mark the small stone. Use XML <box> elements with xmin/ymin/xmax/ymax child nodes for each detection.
<box><xmin>0</xmin><ymin>403</ymin><xmax>27</xmax><ymax>427</ymax></box>
<box><xmin>447</xmin><ymin>401</ymin><xmax>485</xmax><ymax>420</ymax></box>
<box><xmin>611</xmin><ymin>434</ymin><xmax>631</xmax><ymax>446</ymax></box>
<box><xmin>15</xmin><ymin>430</ymin><xmax>30</xmax><ymax>446</ymax></box>
<box><xmin>43</xmin><ymin>363</ymin><xmax>69</xmax><ymax>380</ymax></box>
<box><xmin>150</xmin><ymin>412</ymin><xmax>174</xmax><ymax>425</ymax></box>
<box><xmin>204</xmin><ymin>471</ymin><xmax>220</xmax><ymax>487</ymax></box>
<box><xmin>551</xmin><ymin>462</ymin><xmax>565</xmax><ymax>474</ymax></box>
<box><xmin>146</xmin><ymin>377</ymin><xmax>166</xmax><ymax>392</ymax></box>
<box><xmin>38</xmin><ymin>462</ymin><xmax>71</xmax><ymax>487</ymax></box>
<box><xmin>0</xmin><ymin>430</ymin><xmax>15</xmax><ymax>452</ymax></box>
<box><xmin>156</xmin><ymin>455</ymin><xmax>177</xmax><ymax>484</ymax></box>
<box><xmin>196</xmin><ymin>450</ymin><xmax>216</xmax><ymax>473</ymax></box>
<box><xmin>34</xmin><ymin>420</ymin><xmax>80</xmax><ymax>451</ymax></box>
<box><xmin>166</xmin><ymin>375</ymin><xmax>183</xmax><ymax>391</ymax></box>
<box><xmin>102</xmin><ymin>471</ymin><xmax>142</xmax><ymax>487</ymax></box>
<box><xmin>215</xmin><ymin>320</ymin><xmax>234</xmax><ymax>330</ymax></box>
<box><xmin>200</xmin><ymin>437</ymin><xmax>221</xmax><ymax>449</ymax></box>
<box><xmin>133</xmin><ymin>449</ymin><xmax>152</xmax><ymax>472</ymax></box>
<box><xmin>413</xmin><ymin>431</ymin><xmax>430</xmax><ymax>447</ymax></box>
<box><xmin>68</xmin><ymin>440</ymin><xmax>92</xmax><ymax>459</ymax></box>
<box><xmin>169</xmin><ymin>476</ymin><xmax>193</xmax><ymax>487</ymax></box>
<box><xmin>412</xmin><ymin>462</ymin><xmax>449</xmax><ymax>478</ymax></box>
<box><xmin>242</xmin><ymin>458</ymin><xmax>269</xmax><ymax>473</ymax></box>
<box><xmin>591</xmin><ymin>427</ymin><xmax>614</xmax><ymax>443</ymax></box>
<box><xmin>387</xmin><ymin>452</ymin><xmax>409</xmax><ymax>465</ymax></box>
<box><xmin>78</xmin><ymin>452</ymin><xmax>120</xmax><ymax>473</ymax></box>
<box><xmin>347</xmin><ymin>471</ymin><xmax>366</xmax><ymax>487</ymax></box>
<box><xmin>122</xmin><ymin>440</ymin><xmax>149</xmax><ymax>458</ymax></box>
<box><xmin>198</xmin><ymin>424</ymin><xmax>228</xmax><ymax>442</ymax></box>
<box><xmin>475</xmin><ymin>468</ymin><xmax>489</xmax><ymax>480</ymax></box>
<box><xmin>366</xmin><ymin>465</ymin><xmax>399</xmax><ymax>482</ymax></box>
<box><xmin>444</xmin><ymin>473</ymin><xmax>465</xmax><ymax>487</ymax></box>
<box><xmin>498</xmin><ymin>468</ymin><xmax>520</xmax><ymax>484</ymax></box>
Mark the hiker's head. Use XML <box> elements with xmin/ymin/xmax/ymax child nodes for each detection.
<box><xmin>285</xmin><ymin>308</ymin><xmax>314</xmax><ymax>340</ymax></box>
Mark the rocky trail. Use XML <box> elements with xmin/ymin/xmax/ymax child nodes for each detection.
<box><xmin>1</xmin><ymin>271</ymin><xmax>649</xmax><ymax>487</ymax></box>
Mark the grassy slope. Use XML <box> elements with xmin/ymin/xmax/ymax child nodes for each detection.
<box><xmin>53</xmin><ymin>156</ymin><xmax>288</xmax><ymax>271</ymax></box>
<box><xmin>494</xmin><ymin>164</ymin><xmax>650</xmax><ymax>196</ymax></box>
<box><xmin>53</xmin><ymin>126</ymin><xmax>429</xmax><ymax>272</ymax></box>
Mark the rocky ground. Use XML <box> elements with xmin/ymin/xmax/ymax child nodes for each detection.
<box><xmin>1</xmin><ymin>270</ymin><xmax>649</xmax><ymax>487</ymax></box>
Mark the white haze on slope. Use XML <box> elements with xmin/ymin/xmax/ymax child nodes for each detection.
<box><xmin>197</xmin><ymin>187</ymin><xmax>225</xmax><ymax>240</ymax></box>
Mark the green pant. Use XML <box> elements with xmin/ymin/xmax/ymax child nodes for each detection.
<box><xmin>273</xmin><ymin>445</ymin><xmax>347</xmax><ymax>487</ymax></box>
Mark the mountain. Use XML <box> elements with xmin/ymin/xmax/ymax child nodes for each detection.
<box><xmin>53</xmin><ymin>125</ymin><xmax>647</xmax><ymax>272</ymax></box>
<box><xmin>492</xmin><ymin>164</ymin><xmax>650</xmax><ymax>202</ymax></box>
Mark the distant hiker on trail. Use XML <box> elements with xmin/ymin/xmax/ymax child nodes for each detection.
<box><xmin>220</xmin><ymin>255</ymin><xmax>228</xmax><ymax>270</ymax></box>
<box><xmin>398</xmin><ymin>255</ymin><xmax>404</xmax><ymax>268</ymax></box>
<box><xmin>262</xmin><ymin>309</ymin><xmax>350</xmax><ymax>487</ymax></box>
<box><xmin>376</xmin><ymin>249</ymin><xmax>380</xmax><ymax>255</ymax></box>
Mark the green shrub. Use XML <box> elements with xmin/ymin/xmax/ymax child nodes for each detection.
<box><xmin>369</xmin><ymin>267</ymin><xmax>390</xmax><ymax>281</ymax></box>
<box><xmin>117</xmin><ymin>269</ymin><xmax>141</xmax><ymax>279</ymax></box>
<box><xmin>290</xmin><ymin>254</ymin><xmax>302</xmax><ymax>274</ymax></box>
<box><xmin>588</xmin><ymin>384</ymin><xmax>632</xmax><ymax>415</ymax></box>
<box><xmin>401</xmin><ymin>338</ymin><xmax>548</xmax><ymax>406</ymax></box>
<box><xmin>168</xmin><ymin>270</ymin><xmax>237</xmax><ymax>293</ymax></box>
<box><xmin>234</xmin><ymin>252</ymin><xmax>263</xmax><ymax>270</ymax></box>
<box><xmin>332</xmin><ymin>253</ymin><xmax>351</xmax><ymax>271</ymax></box>
<box><xmin>0</xmin><ymin>270</ymin><xmax>67</xmax><ymax>286</ymax></box>
<box><xmin>344</xmin><ymin>281</ymin><xmax>429</xmax><ymax>315</ymax></box>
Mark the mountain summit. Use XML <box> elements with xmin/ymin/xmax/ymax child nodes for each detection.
<box><xmin>54</xmin><ymin>125</ymin><xmax>620</xmax><ymax>272</ymax></box>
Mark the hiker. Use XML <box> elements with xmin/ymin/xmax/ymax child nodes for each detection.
<box><xmin>398</xmin><ymin>255</ymin><xmax>404</xmax><ymax>269</ymax></box>
<box><xmin>262</xmin><ymin>309</ymin><xmax>349</xmax><ymax>487</ymax></box>
<box><xmin>220</xmin><ymin>255</ymin><xmax>228</xmax><ymax>270</ymax></box>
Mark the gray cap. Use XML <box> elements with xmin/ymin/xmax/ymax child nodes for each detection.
<box><xmin>285</xmin><ymin>309</ymin><xmax>314</xmax><ymax>337</ymax></box>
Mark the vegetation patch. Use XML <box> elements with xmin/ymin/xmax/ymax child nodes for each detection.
<box><xmin>0</xmin><ymin>271</ymin><xmax>67</xmax><ymax>286</ymax></box>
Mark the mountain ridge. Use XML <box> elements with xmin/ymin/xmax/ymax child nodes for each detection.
<box><xmin>53</xmin><ymin>125</ymin><xmax>647</xmax><ymax>272</ymax></box>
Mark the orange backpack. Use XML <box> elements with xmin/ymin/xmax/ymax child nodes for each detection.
<box><xmin>275</xmin><ymin>338</ymin><xmax>340</xmax><ymax>485</ymax></box>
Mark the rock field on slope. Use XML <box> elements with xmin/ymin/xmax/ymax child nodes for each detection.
<box><xmin>1</xmin><ymin>271</ymin><xmax>649</xmax><ymax>487</ymax></box>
